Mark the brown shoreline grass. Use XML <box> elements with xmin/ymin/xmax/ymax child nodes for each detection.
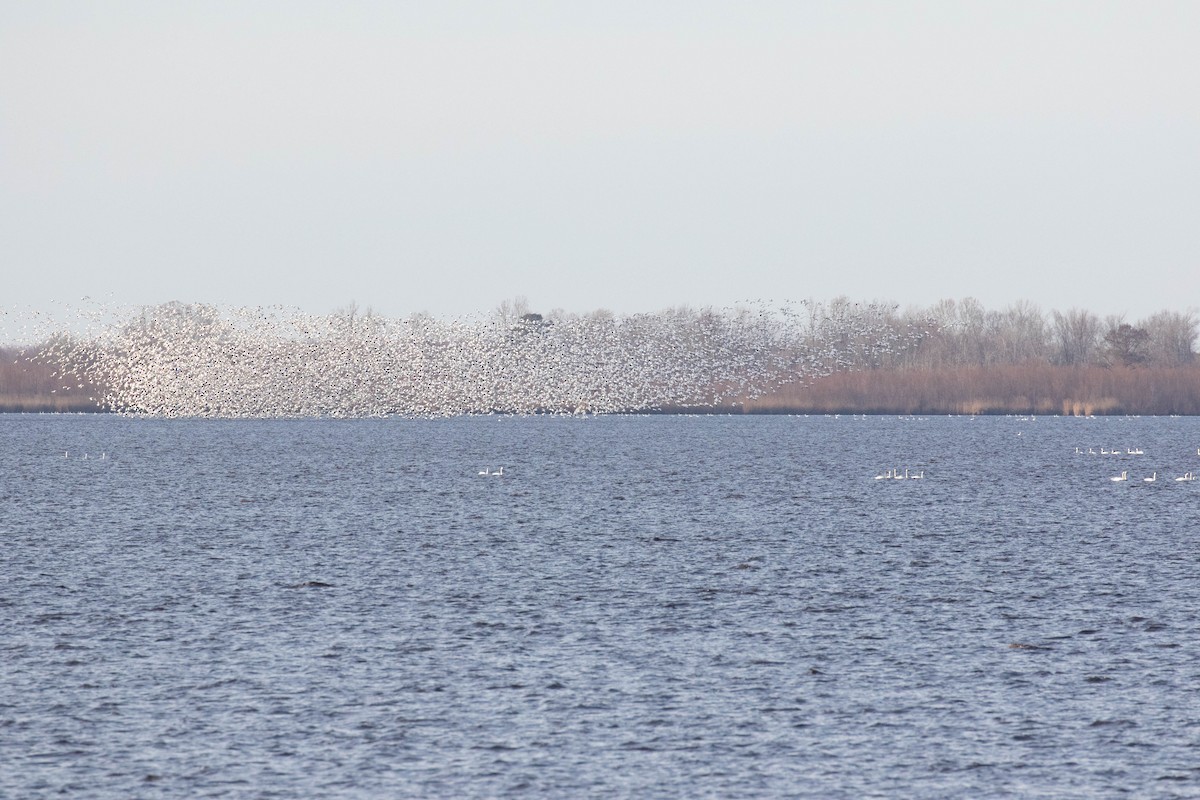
<box><xmin>4</xmin><ymin>349</ymin><xmax>1199</xmax><ymax>415</ymax></box>
<box><xmin>0</xmin><ymin>348</ymin><xmax>103</xmax><ymax>413</ymax></box>
<box><xmin>0</xmin><ymin>394</ymin><xmax>103</xmax><ymax>413</ymax></box>
<box><xmin>740</xmin><ymin>364</ymin><xmax>1200</xmax><ymax>416</ymax></box>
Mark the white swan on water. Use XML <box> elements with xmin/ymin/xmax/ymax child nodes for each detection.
<box><xmin>1144</xmin><ymin>472</ymin><xmax>1156</xmax><ymax>483</ymax></box>
<box><xmin>874</xmin><ymin>469</ymin><xmax>893</xmax><ymax>480</ymax></box>
<box><xmin>1174</xmin><ymin>472</ymin><xmax>1194</xmax><ymax>482</ymax></box>
<box><xmin>1110</xmin><ymin>471</ymin><xmax>1128</xmax><ymax>482</ymax></box>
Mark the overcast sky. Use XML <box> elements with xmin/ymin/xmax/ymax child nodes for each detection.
<box><xmin>3</xmin><ymin>1</ymin><xmax>1198</xmax><ymax>323</ymax></box>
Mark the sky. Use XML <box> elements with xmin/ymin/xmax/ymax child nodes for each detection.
<box><xmin>2</xmin><ymin>1</ymin><xmax>1198</xmax><ymax>324</ymax></box>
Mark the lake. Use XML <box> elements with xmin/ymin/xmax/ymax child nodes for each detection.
<box><xmin>3</xmin><ymin>414</ymin><xmax>1199</xmax><ymax>798</ymax></box>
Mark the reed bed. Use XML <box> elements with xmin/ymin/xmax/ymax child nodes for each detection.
<box><xmin>743</xmin><ymin>364</ymin><xmax>1200</xmax><ymax>416</ymax></box>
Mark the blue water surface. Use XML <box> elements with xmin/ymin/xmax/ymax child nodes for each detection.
<box><xmin>3</xmin><ymin>413</ymin><xmax>1199</xmax><ymax>798</ymax></box>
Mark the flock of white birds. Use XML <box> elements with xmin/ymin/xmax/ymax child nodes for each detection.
<box><xmin>1073</xmin><ymin>445</ymin><xmax>1199</xmax><ymax>483</ymax></box>
<box><xmin>19</xmin><ymin>299</ymin><xmax>925</xmax><ymax>418</ymax></box>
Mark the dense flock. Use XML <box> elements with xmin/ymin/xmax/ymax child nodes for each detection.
<box><xmin>21</xmin><ymin>300</ymin><xmax>925</xmax><ymax>417</ymax></box>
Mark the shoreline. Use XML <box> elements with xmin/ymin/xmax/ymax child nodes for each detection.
<box><xmin>4</xmin><ymin>364</ymin><xmax>1199</xmax><ymax>417</ymax></box>
<box><xmin>3</xmin><ymin>406</ymin><xmax>1196</xmax><ymax>417</ymax></box>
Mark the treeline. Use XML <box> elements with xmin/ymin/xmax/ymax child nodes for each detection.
<box><xmin>2</xmin><ymin>298</ymin><xmax>1198</xmax><ymax>415</ymax></box>
<box><xmin>865</xmin><ymin>299</ymin><xmax>1197</xmax><ymax>370</ymax></box>
<box><xmin>744</xmin><ymin>299</ymin><xmax>1200</xmax><ymax>415</ymax></box>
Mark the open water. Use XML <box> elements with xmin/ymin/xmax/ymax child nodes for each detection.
<box><xmin>3</xmin><ymin>414</ymin><xmax>1200</xmax><ymax>798</ymax></box>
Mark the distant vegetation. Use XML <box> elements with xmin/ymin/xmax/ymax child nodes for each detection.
<box><xmin>15</xmin><ymin>299</ymin><xmax>916</xmax><ymax>416</ymax></box>
<box><xmin>743</xmin><ymin>299</ymin><xmax>1200</xmax><ymax>415</ymax></box>
<box><xmin>1</xmin><ymin>298</ymin><xmax>1197</xmax><ymax>415</ymax></box>
<box><xmin>744</xmin><ymin>364</ymin><xmax>1200</xmax><ymax>416</ymax></box>
<box><xmin>0</xmin><ymin>346</ymin><xmax>100</xmax><ymax>412</ymax></box>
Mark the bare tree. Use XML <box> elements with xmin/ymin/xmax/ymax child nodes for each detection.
<box><xmin>494</xmin><ymin>296</ymin><xmax>532</xmax><ymax>327</ymax></box>
<box><xmin>1051</xmin><ymin>308</ymin><xmax>1102</xmax><ymax>366</ymax></box>
<box><xmin>994</xmin><ymin>301</ymin><xmax>1048</xmax><ymax>364</ymax></box>
<box><xmin>1139</xmin><ymin>309</ymin><xmax>1197</xmax><ymax>365</ymax></box>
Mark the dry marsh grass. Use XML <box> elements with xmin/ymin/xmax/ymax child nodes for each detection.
<box><xmin>0</xmin><ymin>348</ymin><xmax>101</xmax><ymax>412</ymax></box>
<box><xmin>743</xmin><ymin>365</ymin><xmax>1200</xmax><ymax>416</ymax></box>
<box><xmin>4</xmin><ymin>345</ymin><xmax>1199</xmax><ymax>416</ymax></box>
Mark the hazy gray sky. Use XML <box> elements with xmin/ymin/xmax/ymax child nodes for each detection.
<box><xmin>3</xmin><ymin>1</ymin><xmax>1198</xmax><ymax>321</ymax></box>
